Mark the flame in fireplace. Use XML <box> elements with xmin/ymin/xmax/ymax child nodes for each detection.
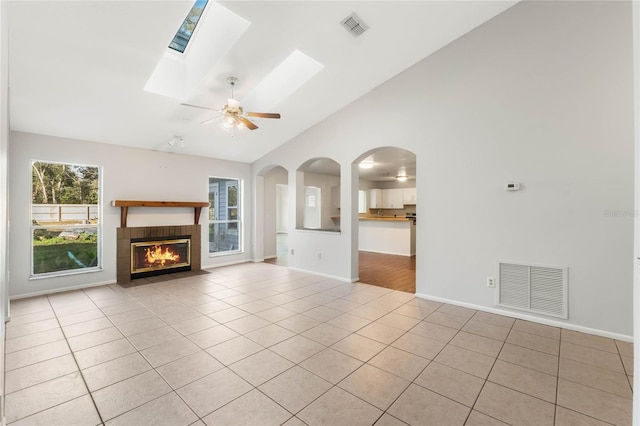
<box><xmin>144</xmin><ymin>245</ymin><xmax>180</xmax><ymax>266</ymax></box>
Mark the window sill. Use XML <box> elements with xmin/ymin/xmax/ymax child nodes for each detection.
<box><xmin>30</xmin><ymin>267</ymin><xmax>103</xmax><ymax>280</ymax></box>
<box><xmin>208</xmin><ymin>250</ymin><xmax>244</xmax><ymax>258</ymax></box>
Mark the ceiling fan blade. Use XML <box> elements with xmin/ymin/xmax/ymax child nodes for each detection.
<box><xmin>238</xmin><ymin>116</ymin><xmax>258</xmax><ymax>130</ymax></box>
<box><xmin>180</xmin><ymin>103</ymin><xmax>220</xmax><ymax>112</ymax></box>
<box><xmin>246</xmin><ymin>112</ymin><xmax>281</xmax><ymax>119</ymax></box>
<box><xmin>200</xmin><ymin>114</ymin><xmax>222</xmax><ymax>125</ymax></box>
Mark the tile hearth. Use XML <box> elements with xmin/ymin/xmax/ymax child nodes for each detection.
<box><xmin>4</xmin><ymin>263</ymin><xmax>634</xmax><ymax>425</ymax></box>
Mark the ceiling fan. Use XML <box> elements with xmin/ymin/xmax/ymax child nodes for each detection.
<box><xmin>181</xmin><ymin>76</ymin><xmax>280</xmax><ymax>131</ymax></box>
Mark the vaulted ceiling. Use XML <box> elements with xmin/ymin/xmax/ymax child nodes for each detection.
<box><xmin>8</xmin><ymin>1</ymin><xmax>517</xmax><ymax>163</ymax></box>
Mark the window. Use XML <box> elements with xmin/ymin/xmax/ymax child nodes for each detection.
<box><xmin>358</xmin><ymin>190</ymin><xmax>367</xmax><ymax>214</ymax></box>
<box><xmin>169</xmin><ymin>0</ymin><xmax>209</xmax><ymax>53</ymax></box>
<box><xmin>31</xmin><ymin>161</ymin><xmax>101</xmax><ymax>277</ymax></box>
<box><xmin>208</xmin><ymin>177</ymin><xmax>242</xmax><ymax>254</ymax></box>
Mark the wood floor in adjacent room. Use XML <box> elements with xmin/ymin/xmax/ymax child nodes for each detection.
<box><xmin>265</xmin><ymin>234</ymin><xmax>416</xmax><ymax>293</ymax></box>
<box><xmin>358</xmin><ymin>251</ymin><xmax>416</xmax><ymax>294</ymax></box>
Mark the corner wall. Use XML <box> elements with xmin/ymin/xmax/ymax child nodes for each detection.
<box><xmin>0</xmin><ymin>0</ymin><xmax>9</xmax><ymax>419</ymax></box>
<box><xmin>631</xmin><ymin>0</ymin><xmax>639</xmax><ymax>422</ymax></box>
<box><xmin>9</xmin><ymin>132</ymin><xmax>253</xmax><ymax>297</ymax></box>
<box><xmin>253</xmin><ymin>1</ymin><xmax>635</xmax><ymax>336</ymax></box>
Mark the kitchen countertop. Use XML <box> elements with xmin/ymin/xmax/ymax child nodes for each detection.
<box><xmin>359</xmin><ymin>217</ymin><xmax>412</xmax><ymax>221</ymax></box>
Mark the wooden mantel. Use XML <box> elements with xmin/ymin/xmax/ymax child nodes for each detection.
<box><xmin>112</xmin><ymin>200</ymin><xmax>209</xmax><ymax>228</ymax></box>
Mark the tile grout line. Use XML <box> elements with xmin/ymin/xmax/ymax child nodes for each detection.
<box><xmin>44</xmin><ymin>293</ymin><xmax>105</xmax><ymax>425</ymax></box>
<box><xmin>463</xmin><ymin>311</ymin><xmax>516</xmax><ymax>425</ymax></box>
<box><xmin>85</xmin><ymin>286</ymin><xmax>198</xmax><ymax>425</ymax></box>
<box><xmin>96</xmin><ymin>278</ymin><xmax>326</xmax><ymax>424</ymax></box>
<box><xmin>148</xmin><ymin>270</ymin><xmax>616</xmax><ymax>422</ymax></box>
<box><xmin>189</xmin><ymin>293</ymin><xmax>417</xmax><ymax>423</ymax></box>
<box><xmin>7</xmin><ymin>267</ymin><xmax>633</xmax><ymax>425</ymax></box>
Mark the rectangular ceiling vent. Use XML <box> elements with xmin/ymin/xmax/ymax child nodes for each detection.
<box><xmin>497</xmin><ymin>261</ymin><xmax>568</xmax><ymax>319</ymax></box>
<box><xmin>341</xmin><ymin>13</ymin><xmax>369</xmax><ymax>38</ymax></box>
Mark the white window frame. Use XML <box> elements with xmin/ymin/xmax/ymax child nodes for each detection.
<box><xmin>30</xmin><ymin>160</ymin><xmax>102</xmax><ymax>279</ymax></box>
<box><xmin>208</xmin><ymin>176</ymin><xmax>243</xmax><ymax>256</ymax></box>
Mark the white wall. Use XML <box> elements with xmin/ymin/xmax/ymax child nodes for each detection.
<box><xmin>262</xmin><ymin>166</ymin><xmax>287</xmax><ymax>258</ymax></box>
<box><xmin>276</xmin><ymin>185</ymin><xmax>288</xmax><ymax>234</ymax></box>
<box><xmin>632</xmin><ymin>1</ymin><xmax>639</xmax><ymax>422</ymax></box>
<box><xmin>9</xmin><ymin>131</ymin><xmax>253</xmax><ymax>297</ymax></box>
<box><xmin>0</xmin><ymin>0</ymin><xmax>9</xmax><ymax>418</ymax></box>
<box><xmin>253</xmin><ymin>1</ymin><xmax>635</xmax><ymax>337</ymax></box>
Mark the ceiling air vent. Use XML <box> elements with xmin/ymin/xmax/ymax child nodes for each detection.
<box><xmin>341</xmin><ymin>13</ymin><xmax>369</xmax><ymax>38</ymax></box>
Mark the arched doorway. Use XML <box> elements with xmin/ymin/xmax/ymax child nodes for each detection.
<box><xmin>354</xmin><ymin>147</ymin><xmax>417</xmax><ymax>293</ymax></box>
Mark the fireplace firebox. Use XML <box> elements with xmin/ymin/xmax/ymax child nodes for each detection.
<box><xmin>116</xmin><ymin>225</ymin><xmax>201</xmax><ymax>284</ymax></box>
<box><xmin>130</xmin><ymin>237</ymin><xmax>191</xmax><ymax>278</ymax></box>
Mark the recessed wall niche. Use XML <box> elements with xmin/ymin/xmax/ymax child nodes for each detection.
<box><xmin>296</xmin><ymin>157</ymin><xmax>341</xmax><ymax>232</ymax></box>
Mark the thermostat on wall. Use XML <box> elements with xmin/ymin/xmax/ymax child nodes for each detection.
<box><xmin>505</xmin><ymin>183</ymin><xmax>520</xmax><ymax>191</ymax></box>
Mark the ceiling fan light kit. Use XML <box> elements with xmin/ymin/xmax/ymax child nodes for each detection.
<box><xmin>181</xmin><ymin>76</ymin><xmax>280</xmax><ymax>133</ymax></box>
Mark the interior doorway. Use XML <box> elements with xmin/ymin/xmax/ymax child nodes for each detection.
<box><xmin>354</xmin><ymin>147</ymin><xmax>417</xmax><ymax>293</ymax></box>
<box><xmin>259</xmin><ymin>166</ymin><xmax>288</xmax><ymax>266</ymax></box>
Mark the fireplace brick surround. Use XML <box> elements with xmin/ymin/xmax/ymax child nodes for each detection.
<box><xmin>116</xmin><ymin>225</ymin><xmax>201</xmax><ymax>284</ymax></box>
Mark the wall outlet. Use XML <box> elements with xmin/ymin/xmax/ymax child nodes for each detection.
<box><xmin>486</xmin><ymin>277</ymin><xmax>496</xmax><ymax>288</ymax></box>
<box><xmin>290</xmin><ymin>249</ymin><xmax>294</xmax><ymax>255</ymax></box>
<box><xmin>316</xmin><ymin>252</ymin><xmax>322</xmax><ymax>260</ymax></box>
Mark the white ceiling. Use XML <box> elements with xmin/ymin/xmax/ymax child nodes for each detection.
<box><xmin>7</xmin><ymin>1</ymin><xmax>517</xmax><ymax>163</ymax></box>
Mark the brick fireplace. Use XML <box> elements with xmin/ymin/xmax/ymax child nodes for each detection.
<box><xmin>116</xmin><ymin>225</ymin><xmax>201</xmax><ymax>283</ymax></box>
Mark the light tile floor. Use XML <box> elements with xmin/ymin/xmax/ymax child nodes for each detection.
<box><xmin>4</xmin><ymin>263</ymin><xmax>634</xmax><ymax>425</ymax></box>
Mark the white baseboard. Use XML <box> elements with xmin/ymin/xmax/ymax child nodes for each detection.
<box><xmin>10</xmin><ymin>280</ymin><xmax>117</xmax><ymax>300</ymax></box>
<box><xmin>359</xmin><ymin>249</ymin><xmax>412</xmax><ymax>257</ymax></box>
<box><xmin>288</xmin><ymin>267</ymin><xmax>351</xmax><ymax>283</ymax></box>
<box><xmin>416</xmin><ymin>292</ymin><xmax>633</xmax><ymax>343</ymax></box>
<box><xmin>201</xmin><ymin>259</ymin><xmax>252</xmax><ymax>270</ymax></box>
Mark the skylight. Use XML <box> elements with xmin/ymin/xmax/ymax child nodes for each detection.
<box><xmin>169</xmin><ymin>0</ymin><xmax>209</xmax><ymax>53</ymax></box>
<box><xmin>241</xmin><ymin>50</ymin><xmax>324</xmax><ymax>112</ymax></box>
<box><xmin>145</xmin><ymin>2</ymin><xmax>250</xmax><ymax>100</ymax></box>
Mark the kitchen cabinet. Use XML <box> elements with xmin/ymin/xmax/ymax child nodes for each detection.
<box><xmin>369</xmin><ymin>189</ymin><xmax>383</xmax><ymax>209</ymax></box>
<box><xmin>403</xmin><ymin>187</ymin><xmax>417</xmax><ymax>205</ymax></box>
<box><xmin>382</xmin><ymin>188</ymin><xmax>403</xmax><ymax>209</ymax></box>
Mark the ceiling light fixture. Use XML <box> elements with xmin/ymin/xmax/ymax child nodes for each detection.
<box><xmin>359</xmin><ymin>160</ymin><xmax>374</xmax><ymax>169</ymax></box>
<box><xmin>396</xmin><ymin>167</ymin><xmax>408</xmax><ymax>182</ymax></box>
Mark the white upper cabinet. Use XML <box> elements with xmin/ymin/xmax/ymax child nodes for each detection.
<box><xmin>369</xmin><ymin>189</ymin><xmax>383</xmax><ymax>208</ymax></box>
<box><xmin>382</xmin><ymin>188</ymin><xmax>404</xmax><ymax>208</ymax></box>
<box><xmin>403</xmin><ymin>187</ymin><xmax>417</xmax><ymax>205</ymax></box>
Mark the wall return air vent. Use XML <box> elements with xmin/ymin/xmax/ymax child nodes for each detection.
<box><xmin>340</xmin><ymin>13</ymin><xmax>369</xmax><ymax>38</ymax></box>
<box><xmin>497</xmin><ymin>261</ymin><xmax>568</xmax><ymax>319</ymax></box>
